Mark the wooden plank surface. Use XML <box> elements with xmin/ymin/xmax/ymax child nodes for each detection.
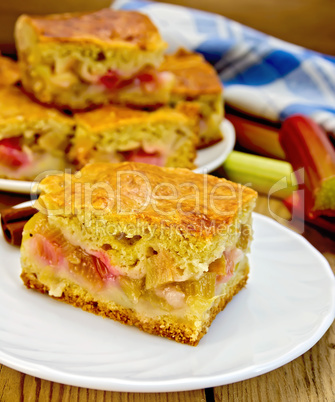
<box><xmin>153</xmin><ymin>0</ymin><xmax>335</xmax><ymax>55</ymax></box>
<box><xmin>0</xmin><ymin>195</ymin><xmax>334</xmax><ymax>401</ymax></box>
<box><xmin>0</xmin><ymin>366</ymin><xmax>207</xmax><ymax>402</ymax></box>
<box><xmin>1</xmin><ymin>0</ymin><xmax>335</xmax><ymax>55</ymax></box>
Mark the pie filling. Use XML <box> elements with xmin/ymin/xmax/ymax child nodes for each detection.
<box><xmin>81</xmin><ymin>148</ymin><xmax>166</xmax><ymax>167</ymax></box>
<box><xmin>98</xmin><ymin>68</ymin><xmax>172</xmax><ymax>94</ymax></box>
<box><xmin>23</xmin><ymin>219</ymin><xmax>248</xmax><ymax>318</ymax></box>
<box><xmin>0</xmin><ymin>137</ymin><xmax>31</xmax><ymax>168</ymax></box>
<box><xmin>41</xmin><ymin>60</ymin><xmax>173</xmax><ymax>96</ymax></box>
<box><xmin>121</xmin><ymin>148</ymin><xmax>165</xmax><ymax>166</ymax></box>
<box><xmin>71</xmin><ymin>138</ymin><xmax>170</xmax><ymax>168</ymax></box>
<box><xmin>0</xmin><ymin>136</ymin><xmax>67</xmax><ymax>178</ymax></box>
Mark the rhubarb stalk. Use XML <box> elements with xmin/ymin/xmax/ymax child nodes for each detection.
<box><xmin>284</xmin><ymin>193</ymin><xmax>335</xmax><ymax>233</ymax></box>
<box><xmin>226</xmin><ymin>112</ymin><xmax>285</xmax><ymax>159</ymax></box>
<box><xmin>279</xmin><ymin>115</ymin><xmax>335</xmax><ymax>218</ymax></box>
<box><xmin>221</xmin><ymin>151</ymin><xmax>297</xmax><ymax>199</ymax></box>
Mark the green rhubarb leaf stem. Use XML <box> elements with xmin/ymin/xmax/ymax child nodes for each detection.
<box><xmin>222</xmin><ymin>151</ymin><xmax>297</xmax><ymax>199</ymax></box>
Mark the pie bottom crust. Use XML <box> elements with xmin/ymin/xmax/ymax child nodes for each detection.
<box><xmin>21</xmin><ymin>262</ymin><xmax>249</xmax><ymax>346</ymax></box>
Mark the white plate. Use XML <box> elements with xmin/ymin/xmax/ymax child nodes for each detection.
<box><xmin>193</xmin><ymin>119</ymin><xmax>235</xmax><ymax>174</ymax></box>
<box><xmin>0</xmin><ymin>211</ymin><xmax>334</xmax><ymax>392</ymax></box>
<box><xmin>0</xmin><ymin>120</ymin><xmax>235</xmax><ymax>194</ymax></box>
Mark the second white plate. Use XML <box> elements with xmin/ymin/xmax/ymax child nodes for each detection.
<box><xmin>0</xmin><ymin>120</ymin><xmax>235</xmax><ymax>194</ymax></box>
<box><xmin>193</xmin><ymin>119</ymin><xmax>235</xmax><ymax>174</ymax></box>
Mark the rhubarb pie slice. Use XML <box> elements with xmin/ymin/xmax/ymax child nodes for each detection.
<box><xmin>161</xmin><ymin>49</ymin><xmax>223</xmax><ymax>148</ymax></box>
<box><xmin>21</xmin><ymin>162</ymin><xmax>257</xmax><ymax>345</ymax></box>
<box><xmin>0</xmin><ymin>55</ymin><xmax>20</xmax><ymax>87</ymax></box>
<box><xmin>69</xmin><ymin>103</ymin><xmax>198</xmax><ymax>169</ymax></box>
<box><xmin>15</xmin><ymin>9</ymin><xmax>174</xmax><ymax>110</ymax></box>
<box><xmin>0</xmin><ymin>86</ymin><xmax>74</xmax><ymax>180</ymax></box>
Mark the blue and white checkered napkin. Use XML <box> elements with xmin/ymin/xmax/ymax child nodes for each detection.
<box><xmin>113</xmin><ymin>0</ymin><xmax>335</xmax><ymax>134</ymax></box>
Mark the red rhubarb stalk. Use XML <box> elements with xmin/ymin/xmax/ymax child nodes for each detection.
<box><xmin>284</xmin><ymin>193</ymin><xmax>335</xmax><ymax>233</ymax></box>
<box><xmin>226</xmin><ymin>112</ymin><xmax>285</xmax><ymax>160</ymax></box>
<box><xmin>279</xmin><ymin>115</ymin><xmax>335</xmax><ymax>218</ymax></box>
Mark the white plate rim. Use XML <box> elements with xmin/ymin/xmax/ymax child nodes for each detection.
<box><xmin>193</xmin><ymin>119</ymin><xmax>235</xmax><ymax>174</ymax></box>
<box><xmin>0</xmin><ymin>210</ymin><xmax>334</xmax><ymax>392</ymax></box>
<box><xmin>0</xmin><ymin>120</ymin><xmax>235</xmax><ymax>194</ymax></box>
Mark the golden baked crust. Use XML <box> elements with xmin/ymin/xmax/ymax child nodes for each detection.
<box><xmin>21</xmin><ymin>261</ymin><xmax>249</xmax><ymax>346</ymax></box>
<box><xmin>161</xmin><ymin>49</ymin><xmax>222</xmax><ymax>96</ymax></box>
<box><xmin>17</xmin><ymin>9</ymin><xmax>166</xmax><ymax>51</ymax></box>
<box><xmin>37</xmin><ymin>162</ymin><xmax>257</xmax><ymax>239</ymax></box>
<box><xmin>0</xmin><ymin>86</ymin><xmax>73</xmax><ymax>127</ymax></box>
<box><xmin>74</xmin><ymin>103</ymin><xmax>197</xmax><ymax>132</ymax></box>
<box><xmin>0</xmin><ymin>56</ymin><xmax>20</xmax><ymax>87</ymax></box>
